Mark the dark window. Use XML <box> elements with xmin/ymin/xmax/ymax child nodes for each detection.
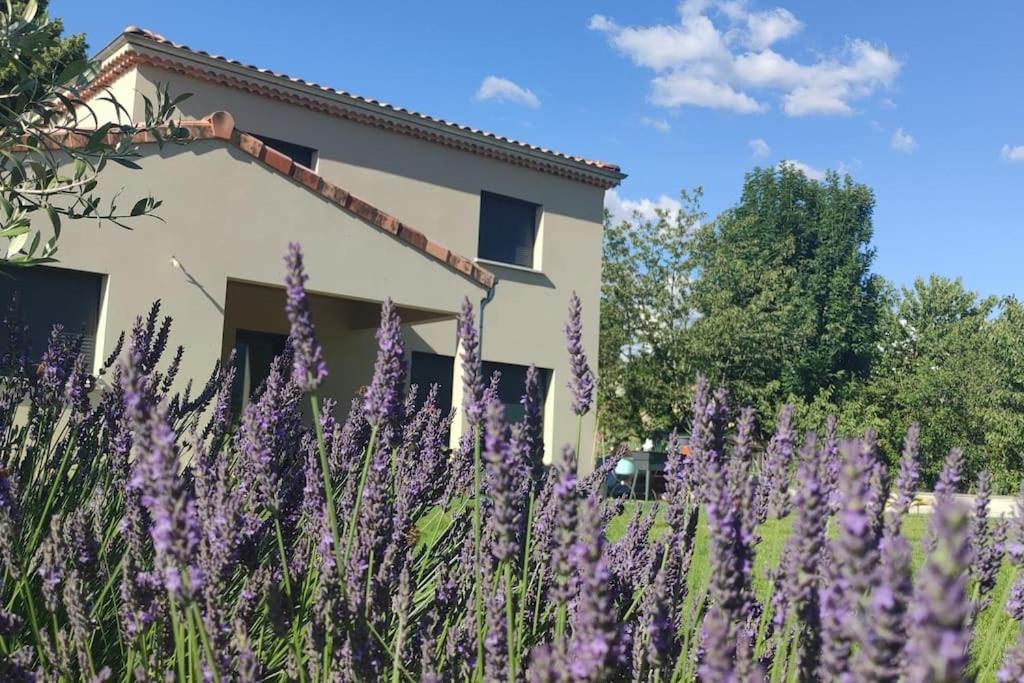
<box><xmin>410</xmin><ymin>351</ymin><xmax>455</xmax><ymax>417</ymax></box>
<box><xmin>0</xmin><ymin>266</ymin><xmax>102</xmax><ymax>368</ymax></box>
<box><xmin>409</xmin><ymin>352</ymin><xmax>549</xmax><ymax>426</ymax></box>
<box><xmin>247</xmin><ymin>132</ymin><xmax>317</xmax><ymax>170</ymax></box>
<box><xmin>477</xmin><ymin>191</ymin><xmax>540</xmax><ymax>268</ymax></box>
<box><xmin>482</xmin><ymin>360</ymin><xmax>549</xmax><ymax>424</ymax></box>
<box><xmin>231</xmin><ymin>329</ymin><xmax>288</xmax><ymax>412</ymax></box>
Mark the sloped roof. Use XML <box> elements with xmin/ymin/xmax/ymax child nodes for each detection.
<box><xmin>51</xmin><ymin>111</ymin><xmax>495</xmax><ymax>289</ymax></box>
<box><xmin>88</xmin><ymin>28</ymin><xmax>626</xmax><ymax>190</ymax></box>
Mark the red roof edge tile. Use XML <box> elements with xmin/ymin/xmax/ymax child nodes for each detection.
<box><xmin>89</xmin><ymin>112</ymin><xmax>497</xmax><ymax>290</ymax></box>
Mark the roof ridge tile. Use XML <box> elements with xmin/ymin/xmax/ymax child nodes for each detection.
<box><xmin>108</xmin><ymin>27</ymin><xmax>623</xmax><ymax>182</ymax></box>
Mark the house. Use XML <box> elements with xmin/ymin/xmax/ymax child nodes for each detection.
<box><xmin>9</xmin><ymin>28</ymin><xmax>624</xmax><ymax>469</ymax></box>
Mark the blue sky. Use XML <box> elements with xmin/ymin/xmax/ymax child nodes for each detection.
<box><xmin>54</xmin><ymin>0</ymin><xmax>1024</xmax><ymax>298</ymax></box>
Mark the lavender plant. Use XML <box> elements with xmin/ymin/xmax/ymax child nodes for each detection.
<box><xmin>0</xmin><ymin>242</ymin><xmax>1015</xmax><ymax>682</ymax></box>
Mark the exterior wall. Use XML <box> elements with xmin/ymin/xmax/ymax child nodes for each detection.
<box><xmin>83</xmin><ymin>57</ymin><xmax>607</xmax><ymax>470</ymax></box>
<box><xmin>41</xmin><ymin>141</ymin><xmax>483</xmax><ymax>404</ymax></box>
<box><xmin>76</xmin><ymin>46</ymin><xmax>142</xmax><ymax>126</ymax></box>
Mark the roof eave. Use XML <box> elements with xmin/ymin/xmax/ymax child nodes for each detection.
<box><xmin>93</xmin><ymin>30</ymin><xmax>626</xmax><ymax>190</ymax></box>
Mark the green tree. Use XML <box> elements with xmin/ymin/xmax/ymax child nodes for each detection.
<box><xmin>598</xmin><ymin>190</ymin><xmax>702</xmax><ymax>448</ymax></box>
<box><xmin>685</xmin><ymin>165</ymin><xmax>885</xmax><ymax>413</ymax></box>
<box><xmin>0</xmin><ymin>2</ymin><xmax>189</xmax><ymax>267</ymax></box>
<box><xmin>0</xmin><ymin>0</ymin><xmax>86</xmax><ymax>92</ymax></box>
<box><xmin>865</xmin><ymin>276</ymin><xmax>1024</xmax><ymax>490</ymax></box>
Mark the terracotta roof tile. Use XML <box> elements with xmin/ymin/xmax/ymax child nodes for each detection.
<box><xmin>89</xmin><ymin>27</ymin><xmax>624</xmax><ymax>189</ymax></box>
<box><xmin>76</xmin><ymin>112</ymin><xmax>496</xmax><ymax>289</ymax></box>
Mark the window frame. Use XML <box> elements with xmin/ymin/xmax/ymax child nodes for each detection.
<box><xmin>0</xmin><ymin>265</ymin><xmax>104</xmax><ymax>374</ymax></box>
<box><xmin>476</xmin><ymin>190</ymin><xmax>542</xmax><ymax>270</ymax></box>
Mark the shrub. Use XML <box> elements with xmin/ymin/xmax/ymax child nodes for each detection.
<box><xmin>0</xmin><ymin>243</ymin><xmax>1021</xmax><ymax>681</ymax></box>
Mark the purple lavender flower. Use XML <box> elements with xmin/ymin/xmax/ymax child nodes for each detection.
<box><xmin>971</xmin><ymin>470</ymin><xmax>1003</xmax><ymax>609</ymax></box>
<box><xmin>823</xmin><ymin>414</ymin><xmax>841</xmax><ymax>511</ymax></box>
<box><xmin>521</xmin><ymin>363</ymin><xmax>545</xmax><ymax>483</ymax></box>
<box><xmin>759</xmin><ymin>404</ymin><xmax>796</xmax><ymax>522</ymax></box>
<box><xmin>773</xmin><ymin>434</ymin><xmax>828</xmax><ymax>680</ymax></box>
<box><xmin>1</xmin><ymin>291</ymin><xmax>29</xmax><ymax>375</ymax></box>
<box><xmin>1000</xmin><ymin>638</ymin><xmax>1024</xmax><ymax>683</ymax></box>
<box><xmin>889</xmin><ymin>423</ymin><xmax>921</xmax><ymax>527</ymax></box>
<box><xmin>0</xmin><ymin>457</ymin><xmax>19</xmax><ymax>578</ymax></box>
<box><xmin>121</xmin><ymin>350</ymin><xmax>202</xmax><ymax>600</ymax></box>
<box><xmin>362</xmin><ymin>298</ymin><xmax>407</xmax><ymax>430</ymax></box>
<box><xmin>700</xmin><ymin>420</ymin><xmax>757</xmax><ymax>676</ymax></box>
<box><xmin>567</xmin><ymin>495</ymin><xmax>618</xmax><ymax>681</ymax></box>
<box><xmin>637</xmin><ymin>540</ymin><xmax>679</xmax><ymax>674</ymax></box>
<box><xmin>834</xmin><ymin>437</ymin><xmax>882</xmax><ymax>600</ymax></box>
<box><xmin>484</xmin><ymin>581</ymin><xmax>510</xmax><ymax>681</ymax></box>
<box><xmin>65</xmin><ymin>351</ymin><xmax>91</xmax><ymax>421</ymax></box>
<box><xmin>818</xmin><ymin>555</ymin><xmax>853</xmax><ymax>679</ymax></box>
<box><xmin>854</xmin><ymin>532</ymin><xmax>914</xmax><ymax>681</ymax></box>
<box><xmin>935</xmin><ymin>448</ymin><xmax>965</xmax><ymax>499</ymax></box>
<box><xmin>483</xmin><ymin>397</ymin><xmax>525</xmax><ymax>563</ymax></box>
<box><xmin>565</xmin><ymin>292</ymin><xmax>594</xmax><ymax>416</ymax></box>
<box><xmin>923</xmin><ymin>448</ymin><xmax>966</xmax><ymax>554</ymax></box>
<box><xmin>234</xmin><ymin>353</ymin><xmax>303</xmax><ymax>518</ymax></box>
<box><xmin>35</xmin><ymin>324</ymin><xmax>79</xmax><ymax>408</ymax></box>
<box><xmin>160</xmin><ymin>344</ymin><xmax>185</xmax><ymax>394</ymax></box>
<box><xmin>101</xmin><ymin>330</ymin><xmax>125</xmax><ymax>373</ymax></box>
<box><xmin>457</xmin><ymin>298</ymin><xmax>484</xmax><ymax>429</ymax></box>
<box><xmin>547</xmin><ymin>446</ymin><xmax>580</xmax><ymax>609</ymax></box>
<box><xmin>284</xmin><ymin>242</ymin><xmax>327</xmax><ymax>391</ymax></box>
<box><xmin>904</xmin><ymin>497</ymin><xmax>973</xmax><ymax>683</ymax></box>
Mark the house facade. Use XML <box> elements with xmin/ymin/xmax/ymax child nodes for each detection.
<box><xmin>15</xmin><ymin>28</ymin><xmax>624</xmax><ymax>470</ymax></box>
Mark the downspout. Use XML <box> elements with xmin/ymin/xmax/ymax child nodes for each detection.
<box><xmin>477</xmin><ymin>280</ymin><xmax>498</xmax><ymax>356</ymax></box>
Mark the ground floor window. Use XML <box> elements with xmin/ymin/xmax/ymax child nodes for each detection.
<box><xmin>409</xmin><ymin>351</ymin><xmax>549</xmax><ymax>424</ymax></box>
<box><xmin>409</xmin><ymin>351</ymin><xmax>455</xmax><ymax>417</ymax></box>
<box><xmin>231</xmin><ymin>329</ymin><xmax>288</xmax><ymax>412</ymax></box>
<box><xmin>0</xmin><ymin>265</ymin><xmax>103</xmax><ymax>370</ymax></box>
<box><xmin>481</xmin><ymin>360</ymin><xmax>549</xmax><ymax>424</ymax></box>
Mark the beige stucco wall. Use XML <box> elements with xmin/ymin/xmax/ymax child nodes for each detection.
<box><xmin>77</xmin><ymin>57</ymin><xmax>606</xmax><ymax>470</ymax></box>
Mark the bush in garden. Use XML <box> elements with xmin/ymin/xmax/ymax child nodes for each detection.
<box><xmin>2</xmin><ymin>242</ymin><xmax>1024</xmax><ymax>681</ymax></box>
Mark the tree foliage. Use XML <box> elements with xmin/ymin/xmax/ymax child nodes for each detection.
<box><xmin>598</xmin><ymin>190</ymin><xmax>702</xmax><ymax>448</ymax></box>
<box><xmin>862</xmin><ymin>276</ymin><xmax>1024</xmax><ymax>490</ymax></box>
<box><xmin>686</xmin><ymin>165</ymin><xmax>884</xmax><ymax>413</ymax></box>
<box><xmin>600</xmin><ymin>167</ymin><xmax>1024</xmax><ymax>491</ymax></box>
<box><xmin>0</xmin><ymin>0</ymin><xmax>86</xmax><ymax>92</ymax></box>
<box><xmin>0</xmin><ymin>2</ymin><xmax>189</xmax><ymax>267</ymax></box>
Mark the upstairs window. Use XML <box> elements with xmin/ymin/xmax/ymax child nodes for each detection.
<box><xmin>0</xmin><ymin>266</ymin><xmax>103</xmax><ymax>369</ymax></box>
<box><xmin>477</xmin><ymin>191</ymin><xmax>540</xmax><ymax>269</ymax></box>
<box><xmin>248</xmin><ymin>132</ymin><xmax>317</xmax><ymax>170</ymax></box>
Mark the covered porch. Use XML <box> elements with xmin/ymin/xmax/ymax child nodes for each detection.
<box><xmin>220</xmin><ymin>278</ymin><xmax>458</xmax><ymax>410</ymax></box>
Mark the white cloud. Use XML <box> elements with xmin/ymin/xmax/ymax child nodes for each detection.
<box><xmin>779</xmin><ymin>159</ymin><xmax>825</xmax><ymax>181</ymax></box>
<box><xmin>651</xmin><ymin>72</ymin><xmax>766</xmax><ymax>112</ymax></box>
<box><xmin>640</xmin><ymin>116</ymin><xmax>672</xmax><ymax>132</ymax></box>
<box><xmin>474</xmin><ymin>76</ymin><xmax>540</xmax><ymax>109</ymax></box>
<box><xmin>891</xmin><ymin>127</ymin><xmax>917</xmax><ymax>153</ymax></box>
<box><xmin>605</xmin><ymin>189</ymin><xmax>683</xmax><ymax>225</ymax></box>
<box><xmin>588</xmin><ymin>3</ymin><xmax>900</xmax><ymax>117</ymax></box>
<box><xmin>1001</xmin><ymin>144</ymin><xmax>1024</xmax><ymax>162</ymax></box>
<box><xmin>745</xmin><ymin>8</ymin><xmax>803</xmax><ymax>50</ymax></box>
<box><xmin>749</xmin><ymin>137</ymin><xmax>771</xmax><ymax>157</ymax></box>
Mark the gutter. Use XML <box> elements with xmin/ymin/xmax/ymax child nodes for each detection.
<box><xmin>477</xmin><ymin>280</ymin><xmax>498</xmax><ymax>357</ymax></box>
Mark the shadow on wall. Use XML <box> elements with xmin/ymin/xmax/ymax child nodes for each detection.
<box><xmin>170</xmin><ymin>255</ymin><xmax>224</xmax><ymax>314</ymax></box>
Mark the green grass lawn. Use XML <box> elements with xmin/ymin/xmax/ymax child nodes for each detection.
<box><xmin>421</xmin><ymin>502</ymin><xmax>1019</xmax><ymax>680</ymax></box>
<box><xmin>608</xmin><ymin>503</ymin><xmax>1018</xmax><ymax>681</ymax></box>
